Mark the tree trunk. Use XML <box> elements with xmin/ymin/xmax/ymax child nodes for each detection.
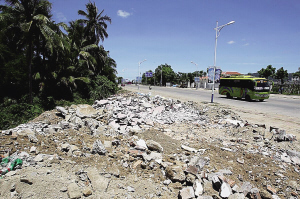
<box><xmin>28</xmin><ymin>41</ymin><xmax>33</xmax><ymax>104</ymax></box>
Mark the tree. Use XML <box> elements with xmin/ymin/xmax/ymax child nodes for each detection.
<box><xmin>142</xmin><ymin>70</ymin><xmax>154</xmax><ymax>85</ymax></box>
<box><xmin>275</xmin><ymin>67</ymin><xmax>288</xmax><ymax>84</ymax></box>
<box><xmin>258</xmin><ymin>65</ymin><xmax>276</xmax><ymax>79</ymax></box>
<box><xmin>0</xmin><ymin>0</ymin><xmax>118</xmax><ymax>104</ymax></box>
<box><xmin>78</xmin><ymin>1</ymin><xmax>111</xmax><ymax>45</ymax></box>
<box><xmin>293</xmin><ymin>67</ymin><xmax>300</xmax><ymax>79</ymax></box>
<box><xmin>177</xmin><ymin>72</ymin><xmax>188</xmax><ymax>83</ymax></box>
<box><xmin>0</xmin><ymin>0</ymin><xmax>57</xmax><ymax>103</ymax></box>
<box><xmin>155</xmin><ymin>64</ymin><xmax>176</xmax><ymax>86</ymax></box>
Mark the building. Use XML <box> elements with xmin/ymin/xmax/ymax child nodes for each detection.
<box><xmin>221</xmin><ymin>71</ymin><xmax>242</xmax><ymax>77</ymax></box>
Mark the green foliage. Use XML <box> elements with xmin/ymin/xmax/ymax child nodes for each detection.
<box><xmin>154</xmin><ymin>64</ymin><xmax>176</xmax><ymax>85</ymax></box>
<box><xmin>117</xmin><ymin>77</ymin><xmax>123</xmax><ymax>84</ymax></box>
<box><xmin>0</xmin><ymin>1</ymin><xmax>119</xmax><ymax>129</ymax></box>
<box><xmin>293</xmin><ymin>67</ymin><xmax>300</xmax><ymax>79</ymax></box>
<box><xmin>258</xmin><ymin>65</ymin><xmax>276</xmax><ymax>79</ymax></box>
<box><xmin>89</xmin><ymin>75</ymin><xmax>118</xmax><ymax>100</ymax></box>
<box><xmin>0</xmin><ymin>99</ymin><xmax>44</xmax><ymax>130</ymax></box>
<box><xmin>275</xmin><ymin>67</ymin><xmax>288</xmax><ymax>84</ymax></box>
<box><xmin>78</xmin><ymin>1</ymin><xmax>111</xmax><ymax>45</ymax></box>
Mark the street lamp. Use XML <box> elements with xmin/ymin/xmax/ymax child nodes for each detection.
<box><xmin>191</xmin><ymin>61</ymin><xmax>198</xmax><ymax>89</ymax></box>
<box><xmin>211</xmin><ymin>20</ymin><xmax>235</xmax><ymax>103</ymax></box>
<box><xmin>138</xmin><ymin>59</ymin><xmax>146</xmax><ymax>90</ymax></box>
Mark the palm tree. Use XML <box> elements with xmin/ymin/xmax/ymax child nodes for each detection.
<box><xmin>78</xmin><ymin>1</ymin><xmax>111</xmax><ymax>45</ymax></box>
<box><xmin>0</xmin><ymin>0</ymin><xmax>56</xmax><ymax>103</ymax></box>
<box><xmin>103</xmin><ymin>54</ymin><xmax>117</xmax><ymax>82</ymax></box>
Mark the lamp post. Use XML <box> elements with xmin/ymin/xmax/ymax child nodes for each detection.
<box><xmin>211</xmin><ymin>20</ymin><xmax>235</xmax><ymax>103</ymax></box>
<box><xmin>138</xmin><ymin>59</ymin><xmax>146</xmax><ymax>90</ymax></box>
<box><xmin>191</xmin><ymin>61</ymin><xmax>198</xmax><ymax>89</ymax></box>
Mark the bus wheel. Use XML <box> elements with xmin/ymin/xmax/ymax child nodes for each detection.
<box><xmin>226</xmin><ymin>93</ymin><xmax>232</xmax><ymax>98</ymax></box>
<box><xmin>259</xmin><ymin>99</ymin><xmax>264</xmax><ymax>102</ymax></box>
<box><xmin>245</xmin><ymin>95</ymin><xmax>251</xmax><ymax>101</ymax></box>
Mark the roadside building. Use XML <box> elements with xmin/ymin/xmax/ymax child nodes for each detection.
<box><xmin>221</xmin><ymin>71</ymin><xmax>242</xmax><ymax>77</ymax></box>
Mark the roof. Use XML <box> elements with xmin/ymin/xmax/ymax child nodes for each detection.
<box><xmin>222</xmin><ymin>71</ymin><xmax>242</xmax><ymax>75</ymax></box>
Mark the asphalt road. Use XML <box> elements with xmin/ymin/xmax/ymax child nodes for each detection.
<box><xmin>124</xmin><ymin>84</ymin><xmax>300</xmax><ymax>119</ymax></box>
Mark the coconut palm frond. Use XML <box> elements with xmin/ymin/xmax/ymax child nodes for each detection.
<box><xmin>52</xmin><ymin>72</ymin><xmax>58</xmax><ymax>79</ymax></box>
<box><xmin>33</xmin><ymin>14</ymin><xmax>49</xmax><ymax>23</ymax></box>
<box><xmin>76</xmin><ymin>77</ymin><xmax>90</xmax><ymax>84</ymax></box>
<box><xmin>81</xmin><ymin>44</ymin><xmax>98</xmax><ymax>52</ymax></box>
<box><xmin>33</xmin><ymin>72</ymin><xmax>41</xmax><ymax>80</ymax></box>
<box><xmin>20</xmin><ymin>21</ymin><xmax>32</xmax><ymax>32</ymax></box>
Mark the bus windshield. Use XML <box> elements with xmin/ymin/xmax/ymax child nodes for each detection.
<box><xmin>256</xmin><ymin>80</ymin><xmax>269</xmax><ymax>87</ymax></box>
<box><xmin>255</xmin><ymin>80</ymin><xmax>270</xmax><ymax>91</ymax></box>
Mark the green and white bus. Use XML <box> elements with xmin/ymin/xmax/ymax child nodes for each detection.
<box><xmin>219</xmin><ymin>75</ymin><xmax>271</xmax><ymax>101</ymax></box>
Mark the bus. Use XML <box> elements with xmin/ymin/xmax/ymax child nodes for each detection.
<box><xmin>219</xmin><ymin>75</ymin><xmax>271</xmax><ymax>101</ymax></box>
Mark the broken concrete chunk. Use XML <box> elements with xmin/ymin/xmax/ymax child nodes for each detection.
<box><xmin>28</xmin><ymin>134</ymin><xmax>38</xmax><ymax>143</ymax></box>
<box><xmin>181</xmin><ymin>145</ymin><xmax>197</xmax><ymax>153</ymax></box>
<box><xmin>179</xmin><ymin>186</ymin><xmax>195</xmax><ymax>199</ymax></box>
<box><xmin>94</xmin><ymin>100</ymin><xmax>109</xmax><ymax>106</ymax></box>
<box><xmin>34</xmin><ymin>154</ymin><xmax>44</xmax><ymax>162</ymax></box>
<box><xmin>193</xmin><ymin>179</ymin><xmax>204</xmax><ymax>197</ymax></box>
<box><xmin>135</xmin><ymin>139</ymin><xmax>148</xmax><ymax>151</ymax></box>
<box><xmin>146</xmin><ymin>140</ymin><xmax>163</xmax><ymax>152</ymax></box>
<box><xmin>166</xmin><ymin>165</ymin><xmax>186</xmax><ymax>182</ymax></box>
<box><xmin>86</xmin><ymin>167</ymin><xmax>110</xmax><ymax>193</ymax></box>
<box><xmin>76</xmin><ymin>104</ymin><xmax>99</xmax><ymax>118</ymax></box>
<box><xmin>56</xmin><ymin>106</ymin><xmax>68</xmax><ymax>116</ymax></box>
<box><xmin>67</xmin><ymin>183</ymin><xmax>82</xmax><ymax>199</ymax></box>
<box><xmin>220</xmin><ymin>182</ymin><xmax>232</xmax><ymax>198</ymax></box>
<box><xmin>92</xmin><ymin>140</ymin><xmax>107</xmax><ymax>155</ymax></box>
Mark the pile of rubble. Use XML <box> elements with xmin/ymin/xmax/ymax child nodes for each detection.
<box><xmin>0</xmin><ymin>92</ymin><xmax>299</xmax><ymax>199</ymax></box>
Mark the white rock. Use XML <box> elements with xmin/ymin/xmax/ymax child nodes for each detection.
<box><xmin>127</xmin><ymin>186</ymin><xmax>135</xmax><ymax>192</ymax></box>
<box><xmin>30</xmin><ymin>146</ymin><xmax>37</xmax><ymax>153</ymax></box>
<box><xmin>228</xmin><ymin>193</ymin><xmax>246</xmax><ymax>199</ymax></box>
<box><xmin>56</xmin><ymin>106</ymin><xmax>68</xmax><ymax>116</ymax></box>
<box><xmin>135</xmin><ymin>139</ymin><xmax>147</xmax><ymax>151</ymax></box>
<box><xmin>67</xmin><ymin>183</ymin><xmax>82</xmax><ymax>199</ymax></box>
<box><xmin>179</xmin><ymin>186</ymin><xmax>195</xmax><ymax>199</ymax></box>
<box><xmin>193</xmin><ymin>179</ymin><xmax>204</xmax><ymax>197</ymax></box>
<box><xmin>181</xmin><ymin>145</ymin><xmax>197</xmax><ymax>153</ymax></box>
<box><xmin>34</xmin><ymin>154</ymin><xmax>44</xmax><ymax>162</ymax></box>
<box><xmin>291</xmin><ymin>156</ymin><xmax>300</xmax><ymax>165</ymax></box>
<box><xmin>220</xmin><ymin>182</ymin><xmax>232</xmax><ymax>198</ymax></box>
<box><xmin>281</xmin><ymin>155</ymin><xmax>292</xmax><ymax>163</ymax></box>
<box><xmin>163</xmin><ymin>179</ymin><xmax>172</xmax><ymax>185</ymax></box>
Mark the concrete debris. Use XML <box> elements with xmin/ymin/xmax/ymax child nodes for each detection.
<box><xmin>166</xmin><ymin>165</ymin><xmax>186</xmax><ymax>182</ymax></box>
<box><xmin>181</xmin><ymin>145</ymin><xmax>198</xmax><ymax>153</ymax></box>
<box><xmin>178</xmin><ymin>186</ymin><xmax>195</xmax><ymax>199</ymax></box>
<box><xmin>92</xmin><ymin>140</ymin><xmax>107</xmax><ymax>155</ymax></box>
<box><xmin>193</xmin><ymin>179</ymin><xmax>204</xmax><ymax>197</ymax></box>
<box><xmin>0</xmin><ymin>92</ymin><xmax>299</xmax><ymax>198</ymax></box>
<box><xmin>146</xmin><ymin>140</ymin><xmax>163</xmax><ymax>152</ymax></box>
<box><xmin>220</xmin><ymin>182</ymin><xmax>232</xmax><ymax>198</ymax></box>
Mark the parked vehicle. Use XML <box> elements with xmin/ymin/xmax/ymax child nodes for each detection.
<box><xmin>180</xmin><ymin>83</ymin><xmax>188</xmax><ymax>88</ymax></box>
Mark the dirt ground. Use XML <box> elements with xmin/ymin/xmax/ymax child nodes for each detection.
<box><xmin>0</xmin><ymin>90</ymin><xmax>299</xmax><ymax>198</ymax></box>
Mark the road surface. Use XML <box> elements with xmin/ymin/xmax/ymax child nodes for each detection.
<box><xmin>123</xmin><ymin>84</ymin><xmax>300</xmax><ymax>131</ymax></box>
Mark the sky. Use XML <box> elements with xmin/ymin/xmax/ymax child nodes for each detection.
<box><xmin>16</xmin><ymin>0</ymin><xmax>300</xmax><ymax>80</ymax></box>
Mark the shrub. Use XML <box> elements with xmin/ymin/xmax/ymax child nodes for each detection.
<box><xmin>0</xmin><ymin>100</ymin><xmax>43</xmax><ymax>130</ymax></box>
<box><xmin>89</xmin><ymin>75</ymin><xmax>118</xmax><ymax>100</ymax></box>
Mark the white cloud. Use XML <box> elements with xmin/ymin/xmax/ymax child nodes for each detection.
<box><xmin>54</xmin><ymin>11</ymin><xmax>67</xmax><ymax>22</ymax></box>
<box><xmin>227</xmin><ymin>40</ymin><xmax>235</xmax><ymax>44</ymax></box>
<box><xmin>243</xmin><ymin>43</ymin><xmax>249</xmax><ymax>46</ymax></box>
<box><xmin>117</xmin><ymin>10</ymin><xmax>131</xmax><ymax>18</ymax></box>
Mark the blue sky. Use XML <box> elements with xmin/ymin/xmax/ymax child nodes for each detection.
<box><xmin>51</xmin><ymin>0</ymin><xmax>299</xmax><ymax>80</ymax></box>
